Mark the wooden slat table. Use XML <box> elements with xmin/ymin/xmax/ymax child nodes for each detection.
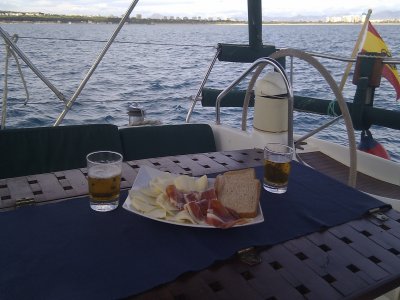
<box><xmin>0</xmin><ymin>149</ymin><xmax>263</xmax><ymax>210</ymax></box>
<box><xmin>1</xmin><ymin>148</ymin><xmax>400</xmax><ymax>299</ymax></box>
<box><xmin>132</xmin><ymin>210</ymin><xmax>400</xmax><ymax>300</ymax></box>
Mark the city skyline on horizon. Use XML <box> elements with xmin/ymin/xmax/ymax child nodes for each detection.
<box><xmin>2</xmin><ymin>0</ymin><xmax>399</xmax><ymax>21</ymax></box>
<box><xmin>2</xmin><ymin>9</ymin><xmax>399</xmax><ymax>23</ymax></box>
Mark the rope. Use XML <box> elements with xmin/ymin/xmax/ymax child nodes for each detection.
<box><xmin>8</xmin><ymin>99</ymin><xmax>158</xmax><ymax>105</ymax></box>
<box><xmin>18</xmin><ymin>36</ymin><xmax>216</xmax><ymax>49</ymax></box>
<box><xmin>9</xmin><ymin>44</ymin><xmax>30</xmax><ymax>105</ymax></box>
<box><xmin>327</xmin><ymin>100</ymin><xmax>339</xmax><ymax>117</ymax></box>
<box><xmin>1</xmin><ymin>44</ymin><xmax>10</xmax><ymax>129</ymax></box>
<box><xmin>1</xmin><ymin>34</ymin><xmax>30</xmax><ymax>129</ymax></box>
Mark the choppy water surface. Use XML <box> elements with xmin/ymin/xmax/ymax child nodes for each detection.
<box><xmin>1</xmin><ymin>23</ymin><xmax>399</xmax><ymax>161</ymax></box>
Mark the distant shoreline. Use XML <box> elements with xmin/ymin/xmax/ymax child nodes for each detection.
<box><xmin>1</xmin><ymin>11</ymin><xmax>399</xmax><ymax>25</ymax></box>
<box><xmin>2</xmin><ymin>21</ymin><xmax>400</xmax><ymax>26</ymax></box>
<box><xmin>220</xmin><ymin>22</ymin><xmax>400</xmax><ymax>26</ymax></box>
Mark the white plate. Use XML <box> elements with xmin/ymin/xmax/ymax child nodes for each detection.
<box><xmin>122</xmin><ymin>165</ymin><xmax>264</xmax><ymax>228</ymax></box>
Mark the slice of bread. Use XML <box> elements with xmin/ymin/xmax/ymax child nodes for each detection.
<box><xmin>223</xmin><ymin>168</ymin><xmax>256</xmax><ymax>181</ymax></box>
<box><xmin>215</xmin><ymin>168</ymin><xmax>260</xmax><ymax>218</ymax></box>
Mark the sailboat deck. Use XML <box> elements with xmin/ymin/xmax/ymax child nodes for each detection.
<box><xmin>298</xmin><ymin>151</ymin><xmax>400</xmax><ymax>200</ymax></box>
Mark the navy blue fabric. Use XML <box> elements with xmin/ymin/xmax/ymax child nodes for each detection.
<box><xmin>0</xmin><ymin>162</ymin><xmax>390</xmax><ymax>299</ymax></box>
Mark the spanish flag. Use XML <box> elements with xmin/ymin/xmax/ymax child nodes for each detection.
<box><xmin>360</xmin><ymin>21</ymin><xmax>400</xmax><ymax>100</ymax></box>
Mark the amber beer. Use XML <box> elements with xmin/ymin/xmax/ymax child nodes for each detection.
<box><xmin>263</xmin><ymin>143</ymin><xmax>293</xmax><ymax>194</ymax></box>
<box><xmin>88</xmin><ymin>165</ymin><xmax>121</xmax><ymax>202</ymax></box>
<box><xmin>263</xmin><ymin>159</ymin><xmax>291</xmax><ymax>188</ymax></box>
<box><xmin>86</xmin><ymin>151</ymin><xmax>123</xmax><ymax>211</ymax></box>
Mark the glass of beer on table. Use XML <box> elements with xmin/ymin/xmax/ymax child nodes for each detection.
<box><xmin>86</xmin><ymin>151</ymin><xmax>123</xmax><ymax>211</ymax></box>
<box><xmin>263</xmin><ymin>143</ymin><xmax>293</xmax><ymax>194</ymax></box>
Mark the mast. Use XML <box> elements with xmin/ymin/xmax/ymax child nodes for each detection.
<box><xmin>248</xmin><ymin>0</ymin><xmax>263</xmax><ymax>49</ymax></box>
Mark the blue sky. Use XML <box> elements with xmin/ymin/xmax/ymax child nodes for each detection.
<box><xmin>3</xmin><ymin>0</ymin><xmax>399</xmax><ymax>19</ymax></box>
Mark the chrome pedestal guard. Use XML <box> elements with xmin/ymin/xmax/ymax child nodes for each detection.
<box><xmin>215</xmin><ymin>57</ymin><xmax>294</xmax><ymax>151</ymax></box>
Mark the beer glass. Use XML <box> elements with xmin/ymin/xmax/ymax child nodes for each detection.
<box><xmin>86</xmin><ymin>151</ymin><xmax>123</xmax><ymax>211</ymax></box>
<box><xmin>263</xmin><ymin>143</ymin><xmax>293</xmax><ymax>194</ymax></box>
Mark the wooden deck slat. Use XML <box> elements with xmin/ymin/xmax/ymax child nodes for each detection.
<box><xmin>203</xmin><ymin>151</ymin><xmax>246</xmax><ymax>169</ymax></box>
<box><xmin>219</xmin><ymin>149</ymin><xmax>263</xmax><ymax>168</ymax></box>
<box><xmin>307</xmin><ymin>230</ymin><xmax>389</xmax><ymax>283</ymax></box>
<box><xmin>330</xmin><ymin>223</ymin><xmax>400</xmax><ymax>276</ymax></box>
<box><xmin>265</xmin><ymin>243</ymin><xmax>343</xmax><ymax>299</ymax></box>
<box><xmin>186</xmin><ymin>153</ymin><xmax>230</xmax><ymax>174</ymax></box>
<box><xmin>32</xmin><ymin>173</ymin><xmax>68</xmax><ymax>203</ymax></box>
<box><xmin>126</xmin><ymin>158</ymin><xmax>160</xmax><ymax>169</ymax></box>
<box><xmin>349</xmin><ymin>218</ymin><xmax>400</xmax><ymax>256</ymax></box>
<box><xmin>166</xmin><ymin>154</ymin><xmax>213</xmax><ymax>176</ymax></box>
<box><xmin>121</xmin><ymin>162</ymin><xmax>137</xmax><ymax>188</ymax></box>
<box><xmin>237</xmin><ymin>259</ymin><xmax>305</xmax><ymax>300</ymax></box>
<box><xmin>147</xmin><ymin>156</ymin><xmax>189</xmax><ymax>174</ymax></box>
<box><xmin>298</xmin><ymin>151</ymin><xmax>400</xmax><ymax>200</ymax></box>
<box><xmin>205</xmin><ymin>265</ymin><xmax>265</xmax><ymax>300</ymax></box>
<box><xmin>26</xmin><ymin>176</ymin><xmax>47</xmax><ymax>202</ymax></box>
<box><xmin>6</xmin><ymin>177</ymin><xmax>34</xmax><ymax>203</ymax></box>
<box><xmin>284</xmin><ymin>236</ymin><xmax>368</xmax><ymax>296</ymax></box>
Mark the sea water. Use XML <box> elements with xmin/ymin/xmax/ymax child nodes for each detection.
<box><xmin>0</xmin><ymin>23</ymin><xmax>399</xmax><ymax>161</ymax></box>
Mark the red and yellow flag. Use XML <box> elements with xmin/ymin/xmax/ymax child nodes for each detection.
<box><xmin>360</xmin><ymin>21</ymin><xmax>400</xmax><ymax>100</ymax></box>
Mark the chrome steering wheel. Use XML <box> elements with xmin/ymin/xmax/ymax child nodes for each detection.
<box><xmin>269</xmin><ymin>48</ymin><xmax>357</xmax><ymax>187</ymax></box>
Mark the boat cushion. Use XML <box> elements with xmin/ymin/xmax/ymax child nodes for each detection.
<box><xmin>119</xmin><ymin>124</ymin><xmax>216</xmax><ymax>161</ymax></box>
<box><xmin>0</xmin><ymin>124</ymin><xmax>122</xmax><ymax>179</ymax></box>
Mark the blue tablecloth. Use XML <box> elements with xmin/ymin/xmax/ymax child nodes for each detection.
<box><xmin>0</xmin><ymin>162</ymin><xmax>390</xmax><ymax>299</ymax></box>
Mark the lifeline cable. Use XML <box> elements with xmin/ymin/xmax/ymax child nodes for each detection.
<box><xmin>17</xmin><ymin>36</ymin><xmax>216</xmax><ymax>48</ymax></box>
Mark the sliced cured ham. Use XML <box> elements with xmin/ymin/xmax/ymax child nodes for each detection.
<box><xmin>184</xmin><ymin>201</ymin><xmax>205</xmax><ymax>223</ymax></box>
<box><xmin>166</xmin><ymin>184</ymin><xmax>250</xmax><ymax>228</ymax></box>
<box><xmin>200</xmin><ymin>188</ymin><xmax>218</xmax><ymax>202</ymax></box>
<box><xmin>165</xmin><ymin>184</ymin><xmax>186</xmax><ymax>210</ymax></box>
<box><xmin>184</xmin><ymin>191</ymin><xmax>201</xmax><ymax>203</ymax></box>
<box><xmin>184</xmin><ymin>188</ymin><xmax>218</xmax><ymax>223</ymax></box>
<box><xmin>206</xmin><ymin>199</ymin><xmax>247</xmax><ymax>228</ymax></box>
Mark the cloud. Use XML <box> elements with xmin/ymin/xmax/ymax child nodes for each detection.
<box><xmin>135</xmin><ymin>0</ymin><xmax>247</xmax><ymax>18</ymax></box>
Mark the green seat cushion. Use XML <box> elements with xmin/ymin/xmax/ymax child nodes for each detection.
<box><xmin>119</xmin><ymin>124</ymin><xmax>216</xmax><ymax>161</ymax></box>
<box><xmin>0</xmin><ymin>124</ymin><xmax>122</xmax><ymax>179</ymax></box>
